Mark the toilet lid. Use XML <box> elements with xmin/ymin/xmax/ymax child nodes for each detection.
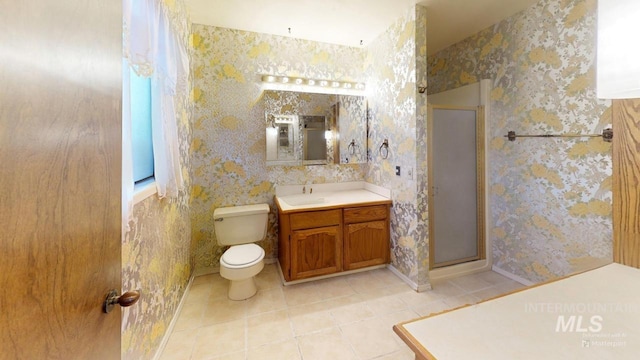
<box><xmin>222</xmin><ymin>244</ymin><xmax>264</xmax><ymax>266</ymax></box>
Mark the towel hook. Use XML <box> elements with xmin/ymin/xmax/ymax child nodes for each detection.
<box><xmin>348</xmin><ymin>139</ymin><xmax>358</xmax><ymax>155</ymax></box>
<box><xmin>379</xmin><ymin>139</ymin><xmax>389</xmax><ymax>159</ymax></box>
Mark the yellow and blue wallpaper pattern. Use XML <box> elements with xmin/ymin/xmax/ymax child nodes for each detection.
<box><xmin>121</xmin><ymin>0</ymin><xmax>194</xmax><ymax>358</ymax></box>
<box><xmin>189</xmin><ymin>25</ymin><xmax>367</xmax><ymax>271</ymax></box>
<box><xmin>427</xmin><ymin>0</ymin><xmax>612</xmax><ymax>282</ymax></box>
<box><xmin>365</xmin><ymin>5</ymin><xmax>429</xmax><ymax>288</ymax></box>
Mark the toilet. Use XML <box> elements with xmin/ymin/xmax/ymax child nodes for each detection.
<box><xmin>213</xmin><ymin>203</ymin><xmax>269</xmax><ymax>300</ymax></box>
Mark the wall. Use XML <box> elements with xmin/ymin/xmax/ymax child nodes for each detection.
<box><xmin>427</xmin><ymin>0</ymin><xmax>612</xmax><ymax>283</ymax></box>
<box><xmin>121</xmin><ymin>1</ymin><xmax>194</xmax><ymax>359</ymax></box>
<box><xmin>189</xmin><ymin>25</ymin><xmax>367</xmax><ymax>272</ymax></box>
<box><xmin>365</xmin><ymin>5</ymin><xmax>430</xmax><ymax>289</ymax></box>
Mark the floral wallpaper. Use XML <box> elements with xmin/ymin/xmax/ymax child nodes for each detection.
<box><xmin>189</xmin><ymin>25</ymin><xmax>367</xmax><ymax>272</ymax></box>
<box><xmin>337</xmin><ymin>95</ymin><xmax>368</xmax><ymax>164</ymax></box>
<box><xmin>190</xmin><ymin>5</ymin><xmax>430</xmax><ymax>289</ymax></box>
<box><xmin>121</xmin><ymin>0</ymin><xmax>193</xmax><ymax>359</ymax></box>
<box><xmin>118</xmin><ymin>0</ymin><xmax>615</xmax><ymax>357</ymax></box>
<box><xmin>365</xmin><ymin>5</ymin><xmax>429</xmax><ymax>289</ymax></box>
<box><xmin>427</xmin><ymin>0</ymin><xmax>612</xmax><ymax>283</ymax></box>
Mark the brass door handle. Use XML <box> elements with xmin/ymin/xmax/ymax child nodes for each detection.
<box><xmin>103</xmin><ymin>289</ymin><xmax>140</xmax><ymax>313</ymax></box>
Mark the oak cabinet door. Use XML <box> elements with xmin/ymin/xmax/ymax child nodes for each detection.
<box><xmin>291</xmin><ymin>225</ymin><xmax>342</xmax><ymax>279</ymax></box>
<box><xmin>344</xmin><ymin>220</ymin><xmax>389</xmax><ymax>270</ymax></box>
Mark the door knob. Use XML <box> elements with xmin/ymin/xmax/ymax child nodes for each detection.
<box><xmin>103</xmin><ymin>289</ymin><xmax>140</xmax><ymax>313</ymax></box>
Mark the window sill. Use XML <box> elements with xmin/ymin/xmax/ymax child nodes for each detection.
<box><xmin>133</xmin><ymin>177</ymin><xmax>157</xmax><ymax>204</ymax></box>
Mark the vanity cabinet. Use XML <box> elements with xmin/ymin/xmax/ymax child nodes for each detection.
<box><xmin>343</xmin><ymin>205</ymin><xmax>390</xmax><ymax>271</ymax></box>
<box><xmin>277</xmin><ymin>202</ymin><xmax>390</xmax><ymax>282</ymax></box>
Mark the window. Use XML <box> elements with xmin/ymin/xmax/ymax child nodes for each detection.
<box><xmin>129</xmin><ymin>67</ymin><xmax>154</xmax><ymax>183</ymax></box>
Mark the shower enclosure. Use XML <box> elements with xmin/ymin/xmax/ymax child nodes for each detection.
<box><xmin>428</xmin><ymin>104</ymin><xmax>485</xmax><ymax>269</ymax></box>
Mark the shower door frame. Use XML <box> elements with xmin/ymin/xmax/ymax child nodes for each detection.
<box><xmin>428</xmin><ymin>104</ymin><xmax>486</xmax><ymax>269</ymax></box>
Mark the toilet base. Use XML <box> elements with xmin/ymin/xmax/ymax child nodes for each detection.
<box><xmin>227</xmin><ymin>277</ymin><xmax>258</xmax><ymax>300</ymax></box>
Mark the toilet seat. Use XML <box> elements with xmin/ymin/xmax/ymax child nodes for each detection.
<box><xmin>221</xmin><ymin>244</ymin><xmax>265</xmax><ymax>269</ymax></box>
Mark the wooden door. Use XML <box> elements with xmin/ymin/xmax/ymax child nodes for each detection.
<box><xmin>0</xmin><ymin>1</ymin><xmax>123</xmax><ymax>358</ymax></box>
<box><xmin>344</xmin><ymin>220</ymin><xmax>389</xmax><ymax>270</ymax></box>
<box><xmin>612</xmin><ymin>99</ymin><xmax>640</xmax><ymax>268</ymax></box>
<box><xmin>291</xmin><ymin>226</ymin><xmax>342</xmax><ymax>279</ymax></box>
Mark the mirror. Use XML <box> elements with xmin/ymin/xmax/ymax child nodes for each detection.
<box><xmin>264</xmin><ymin>90</ymin><xmax>366</xmax><ymax>166</ymax></box>
<box><xmin>301</xmin><ymin>115</ymin><xmax>328</xmax><ymax>165</ymax></box>
<box><xmin>266</xmin><ymin>114</ymin><xmax>299</xmax><ymax>165</ymax></box>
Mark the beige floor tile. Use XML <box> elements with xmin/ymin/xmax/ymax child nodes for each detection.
<box><xmin>329</xmin><ymin>298</ymin><xmax>374</xmax><ymax>325</ymax></box>
<box><xmin>282</xmin><ymin>282</ymin><xmax>323</xmax><ymax>307</ymax></box>
<box><xmin>247</xmin><ymin>310</ymin><xmax>293</xmax><ymax>348</ymax></box>
<box><xmin>313</xmin><ymin>276</ymin><xmax>356</xmax><ymax>300</ymax></box>
<box><xmin>255</xmin><ymin>264</ymin><xmax>282</xmax><ymax>291</ymax></box>
<box><xmin>164</xmin><ymin>269</ymin><xmax>523</xmax><ymax>360</ymax></box>
<box><xmin>476</xmin><ymin>270</ymin><xmax>514</xmax><ymax>285</ymax></box>
<box><xmin>341</xmin><ymin>310</ymin><xmax>416</xmax><ymax>359</ymax></box>
<box><xmin>208</xmin><ymin>275</ymin><xmax>231</xmax><ymax>301</ymax></box>
<box><xmin>343</xmin><ymin>270</ymin><xmax>380</xmax><ymax>290</ymax></box>
<box><xmin>192</xmin><ymin>273</ymin><xmax>217</xmax><ymax>286</ymax></box>
<box><xmin>377</xmin><ymin>309</ymin><xmax>420</xmax><ymax>328</ymax></box>
<box><xmin>297</xmin><ymin>327</ymin><xmax>358</xmax><ymax>360</ymax></box>
<box><xmin>319</xmin><ymin>292</ymin><xmax>366</xmax><ymax>309</ymax></box>
<box><xmin>370</xmin><ymin>268</ymin><xmax>406</xmax><ymax>287</ymax></box>
<box><xmin>209</xmin><ymin>351</ymin><xmax>246</xmax><ymax>360</ymax></box>
<box><xmin>441</xmin><ymin>293</ymin><xmax>480</xmax><ymax>309</ymax></box>
<box><xmin>429</xmin><ymin>279</ymin><xmax>467</xmax><ymax>297</ymax></box>
<box><xmin>357</xmin><ymin>283</ymin><xmax>408</xmax><ymax>301</ymax></box>
<box><xmin>173</xmin><ymin>300</ymin><xmax>205</xmax><ymax>332</ymax></box>
<box><xmin>288</xmin><ymin>301</ymin><xmax>337</xmax><ymax>335</ymax></box>
<box><xmin>191</xmin><ymin>319</ymin><xmax>245</xmax><ymax>360</ymax></box>
<box><xmin>375</xmin><ymin>346</ymin><xmax>416</xmax><ymax>360</ymax></box>
<box><xmin>396</xmin><ymin>288</ymin><xmax>444</xmax><ymax>308</ymax></box>
<box><xmin>472</xmin><ymin>285</ymin><xmax>512</xmax><ymax>301</ymax></box>
<box><xmin>448</xmin><ymin>273</ymin><xmax>493</xmax><ymax>293</ymax></box>
<box><xmin>495</xmin><ymin>279</ymin><xmax>527</xmax><ymax>293</ymax></box>
<box><xmin>247</xmin><ymin>339</ymin><xmax>301</xmax><ymax>360</ymax></box>
<box><xmin>202</xmin><ymin>296</ymin><xmax>247</xmax><ymax>326</ymax></box>
<box><xmin>186</xmin><ymin>281</ymin><xmax>214</xmax><ymax>304</ymax></box>
<box><xmin>412</xmin><ymin>299</ymin><xmax>451</xmax><ymax>317</ymax></box>
<box><xmin>158</xmin><ymin>328</ymin><xmax>197</xmax><ymax>360</ymax></box>
<box><xmin>366</xmin><ymin>294</ymin><xmax>408</xmax><ymax>316</ymax></box>
<box><xmin>246</xmin><ymin>287</ymin><xmax>287</xmax><ymax>316</ymax></box>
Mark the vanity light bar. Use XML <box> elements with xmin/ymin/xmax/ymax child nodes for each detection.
<box><xmin>261</xmin><ymin>75</ymin><xmax>365</xmax><ymax>91</ymax></box>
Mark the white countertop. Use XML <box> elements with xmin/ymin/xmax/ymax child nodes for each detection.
<box><xmin>275</xmin><ymin>181</ymin><xmax>391</xmax><ymax>212</ymax></box>
<box><xmin>395</xmin><ymin>263</ymin><xmax>640</xmax><ymax>360</ymax></box>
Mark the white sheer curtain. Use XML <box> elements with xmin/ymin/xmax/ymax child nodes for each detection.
<box><xmin>122</xmin><ymin>0</ymin><xmax>189</xmax><ymax>228</ymax></box>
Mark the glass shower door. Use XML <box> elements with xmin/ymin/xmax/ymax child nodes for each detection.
<box><xmin>428</xmin><ymin>105</ymin><xmax>485</xmax><ymax>268</ymax></box>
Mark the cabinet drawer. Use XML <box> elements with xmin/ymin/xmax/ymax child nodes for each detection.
<box><xmin>290</xmin><ymin>209</ymin><xmax>341</xmax><ymax>230</ymax></box>
<box><xmin>343</xmin><ymin>205</ymin><xmax>388</xmax><ymax>224</ymax></box>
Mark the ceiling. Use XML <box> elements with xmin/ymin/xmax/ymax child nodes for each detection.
<box><xmin>185</xmin><ymin>0</ymin><xmax>539</xmax><ymax>55</ymax></box>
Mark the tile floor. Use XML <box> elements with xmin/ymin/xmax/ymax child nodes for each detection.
<box><xmin>160</xmin><ymin>264</ymin><xmax>525</xmax><ymax>360</ymax></box>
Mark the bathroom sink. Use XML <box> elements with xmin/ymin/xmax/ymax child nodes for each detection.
<box><xmin>280</xmin><ymin>195</ymin><xmax>326</xmax><ymax>206</ymax></box>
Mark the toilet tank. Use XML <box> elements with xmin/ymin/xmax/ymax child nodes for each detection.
<box><xmin>213</xmin><ymin>203</ymin><xmax>269</xmax><ymax>246</ymax></box>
